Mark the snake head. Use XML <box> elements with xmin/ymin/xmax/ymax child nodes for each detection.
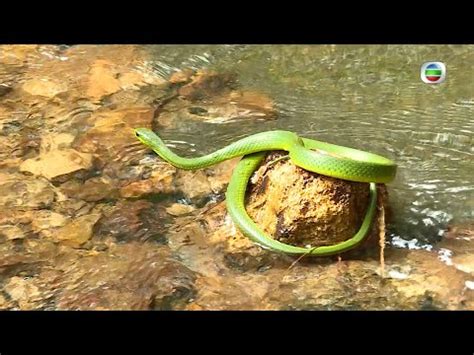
<box><xmin>133</xmin><ymin>128</ymin><xmax>164</xmax><ymax>150</ymax></box>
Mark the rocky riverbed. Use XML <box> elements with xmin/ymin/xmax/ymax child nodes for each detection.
<box><xmin>0</xmin><ymin>45</ymin><xmax>473</xmax><ymax>310</ymax></box>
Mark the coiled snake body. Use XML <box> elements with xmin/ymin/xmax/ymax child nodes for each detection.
<box><xmin>134</xmin><ymin>128</ymin><xmax>396</xmax><ymax>256</ymax></box>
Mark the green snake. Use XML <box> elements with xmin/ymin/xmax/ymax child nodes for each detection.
<box><xmin>134</xmin><ymin>128</ymin><xmax>397</xmax><ymax>256</ymax></box>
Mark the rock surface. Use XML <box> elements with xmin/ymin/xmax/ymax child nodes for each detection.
<box><xmin>21</xmin><ymin>78</ymin><xmax>68</xmax><ymax>98</ymax></box>
<box><xmin>0</xmin><ymin>173</ymin><xmax>56</xmax><ymax>210</ymax></box>
<box><xmin>154</xmin><ymin>69</ymin><xmax>277</xmax><ymax>128</ymax></box>
<box><xmin>55</xmin><ymin>213</ymin><xmax>102</xmax><ymax>248</ymax></box>
<box><xmin>245</xmin><ymin>151</ymin><xmax>381</xmax><ymax>249</ymax></box>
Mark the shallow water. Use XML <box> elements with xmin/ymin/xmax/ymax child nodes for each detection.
<box><xmin>0</xmin><ymin>45</ymin><xmax>473</xmax><ymax>310</ymax></box>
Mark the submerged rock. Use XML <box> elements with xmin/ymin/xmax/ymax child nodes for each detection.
<box><xmin>165</xmin><ymin>203</ymin><xmax>196</xmax><ymax>216</ymax></box>
<box><xmin>4</xmin><ymin>276</ymin><xmax>42</xmax><ymax>310</ymax></box>
<box><xmin>385</xmin><ymin>249</ymin><xmax>473</xmax><ymax>309</ymax></box>
<box><xmin>177</xmin><ymin>70</ymin><xmax>237</xmax><ymax>101</ymax></box>
<box><xmin>439</xmin><ymin>221</ymin><xmax>474</xmax><ymax>254</ymax></box>
<box><xmin>21</xmin><ymin>78</ymin><xmax>68</xmax><ymax>98</ymax></box>
<box><xmin>20</xmin><ymin>149</ymin><xmax>93</xmax><ymax>182</ymax></box>
<box><xmin>174</xmin><ymin>236</ymin><xmax>473</xmax><ymax>310</ymax></box>
<box><xmin>19</xmin><ymin>132</ymin><xmax>94</xmax><ymax>182</ymax></box>
<box><xmin>0</xmin><ymin>45</ymin><xmax>40</xmax><ymax>66</ymax></box>
<box><xmin>169</xmin><ymin>68</ymin><xmax>194</xmax><ymax>84</ymax></box>
<box><xmin>118</xmin><ymin>163</ymin><xmax>176</xmax><ymax>198</ymax></box>
<box><xmin>156</xmin><ymin>91</ymin><xmax>277</xmax><ymax>126</ymax></box>
<box><xmin>73</xmin><ymin>106</ymin><xmax>157</xmax><ymax>184</ymax></box>
<box><xmin>0</xmin><ymin>224</ymin><xmax>26</xmax><ymax>241</ymax></box>
<box><xmin>60</xmin><ymin>176</ymin><xmax>117</xmax><ymax>202</ymax></box>
<box><xmin>0</xmin><ymin>294</ymin><xmax>8</xmax><ymax>309</ymax></box>
<box><xmin>95</xmin><ymin>200</ymin><xmax>170</xmax><ymax>244</ymax></box>
<box><xmin>155</xmin><ymin>69</ymin><xmax>277</xmax><ymax>128</ymax></box>
<box><xmin>86</xmin><ymin>59</ymin><xmax>123</xmax><ymax>100</ymax></box>
<box><xmin>30</xmin><ymin>210</ymin><xmax>69</xmax><ymax>239</ymax></box>
<box><xmin>55</xmin><ymin>214</ymin><xmax>102</xmax><ymax>248</ymax></box>
<box><xmin>49</xmin><ymin>243</ymin><xmax>196</xmax><ymax>310</ymax></box>
<box><xmin>452</xmin><ymin>254</ymin><xmax>474</xmax><ymax>275</ymax></box>
<box><xmin>1</xmin><ymin>241</ymin><xmax>196</xmax><ymax>310</ymax></box>
<box><xmin>0</xmin><ymin>173</ymin><xmax>55</xmax><ymax>210</ymax></box>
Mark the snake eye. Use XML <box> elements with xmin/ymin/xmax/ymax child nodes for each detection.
<box><xmin>135</xmin><ymin>131</ymin><xmax>141</xmax><ymax>137</ymax></box>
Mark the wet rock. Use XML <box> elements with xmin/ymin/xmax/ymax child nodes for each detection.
<box><xmin>105</xmin><ymin>82</ymin><xmax>170</xmax><ymax>110</ymax></box>
<box><xmin>0</xmin><ymin>173</ymin><xmax>55</xmax><ymax>210</ymax></box>
<box><xmin>223</xmin><ymin>250</ymin><xmax>282</xmax><ymax>273</ymax></box>
<box><xmin>177</xmin><ymin>70</ymin><xmax>237</xmax><ymax>101</ymax></box>
<box><xmin>228</xmin><ymin>90</ymin><xmax>276</xmax><ymax>118</ymax></box>
<box><xmin>0</xmin><ymin>237</ymin><xmax>60</xmax><ymax>278</ymax></box>
<box><xmin>156</xmin><ymin>90</ymin><xmax>277</xmax><ymax>127</ymax></box>
<box><xmin>47</xmin><ymin>243</ymin><xmax>196</xmax><ymax>310</ymax></box>
<box><xmin>267</xmin><ymin>261</ymin><xmax>389</xmax><ymax>310</ymax></box>
<box><xmin>205</xmin><ymin>158</ymin><xmax>240</xmax><ymax>193</ymax></box>
<box><xmin>86</xmin><ymin>60</ymin><xmax>122</xmax><ymax>100</ymax></box>
<box><xmin>0</xmin><ymin>107</ymin><xmax>52</xmax><ymax>161</ymax></box>
<box><xmin>445</xmin><ymin>221</ymin><xmax>474</xmax><ymax>240</ymax></box>
<box><xmin>187</xmin><ymin>274</ymin><xmax>273</xmax><ymax>310</ymax></box>
<box><xmin>0</xmin><ymin>225</ymin><xmax>26</xmax><ymax>240</ymax></box>
<box><xmin>0</xmin><ymin>210</ymin><xmax>31</xmax><ymax>234</ymax></box>
<box><xmin>0</xmin><ymin>240</ymin><xmax>32</xmax><ymax>270</ymax></box>
<box><xmin>118</xmin><ymin>143</ymin><xmax>238</xmax><ymax>202</ymax></box>
<box><xmin>0</xmin><ymin>84</ymin><xmax>12</xmax><ymax>97</ymax></box>
<box><xmin>233</xmin><ymin>248</ymin><xmax>471</xmax><ymax>310</ymax></box>
<box><xmin>55</xmin><ymin>214</ymin><xmax>102</xmax><ymax>248</ymax></box>
<box><xmin>244</xmin><ymin>152</ymin><xmax>383</xmax><ymax>250</ymax></box>
<box><xmin>119</xmin><ymin>163</ymin><xmax>176</xmax><ymax>198</ymax></box>
<box><xmin>95</xmin><ymin>200</ymin><xmax>169</xmax><ymax>243</ymax></box>
<box><xmin>439</xmin><ymin>221</ymin><xmax>474</xmax><ymax>254</ymax></box>
<box><xmin>20</xmin><ymin>149</ymin><xmax>93</xmax><ymax>182</ymax></box>
<box><xmin>74</xmin><ymin>106</ymin><xmax>153</xmax><ymax>165</ymax></box>
<box><xmin>86</xmin><ymin>56</ymin><xmax>167</xmax><ymax>101</ymax></box>
<box><xmin>21</xmin><ymin>78</ymin><xmax>68</xmax><ymax>98</ymax></box>
<box><xmin>169</xmin><ymin>69</ymin><xmax>195</xmax><ymax>84</ymax></box>
<box><xmin>168</xmin><ymin>202</ymin><xmax>286</xmax><ymax>274</ymax></box>
<box><xmin>165</xmin><ymin>203</ymin><xmax>195</xmax><ymax>216</ymax></box>
<box><xmin>72</xmin><ymin>106</ymin><xmax>179</xmax><ymax>199</ymax></box>
<box><xmin>4</xmin><ymin>276</ymin><xmax>41</xmax><ymax>310</ymax></box>
<box><xmin>19</xmin><ymin>132</ymin><xmax>94</xmax><ymax>181</ymax></box>
<box><xmin>172</xmin><ymin>159</ymin><xmax>239</xmax><ymax>202</ymax></box>
<box><xmin>155</xmin><ymin>69</ymin><xmax>276</xmax><ymax>128</ymax></box>
<box><xmin>60</xmin><ymin>176</ymin><xmax>117</xmax><ymax>202</ymax></box>
<box><xmin>30</xmin><ymin>210</ymin><xmax>69</xmax><ymax>239</ymax></box>
<box><xmin>452</xmin><ymin>254</ymin><xmax>474</xmax><ymax>275</ymax></box>
<box><xmin>0</xmin><ymin>45</ymin><xmax>39</xmax><ymax>66</ymax></box>
<box><xmin>0</xmin><ymin>294</ymin><xmax>7</xmax><ymax>309</ymax></box>
<box><xmin>386</xmin><ymin>249</ymin><xmax>471</xmax><ymax>309</ymax></box>
<box><xmin>117</xmin><ymin>71</ymin><xmax>146</xmax><ymax>91</ymax></box>
<box><xmin>174</xmin><ymin>170</ymin><xmax>213</xmax><ymax>201</ymax></box>
<box><xmin>51</xmin><ymin>198</ymin><xmax>94</xmax><ymax>218</ymax></box>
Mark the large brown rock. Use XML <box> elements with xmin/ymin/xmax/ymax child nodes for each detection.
<box><xmin>245</xmin><ymin>152</ymin><xmax>385</xmax><ymax>249</ymax></box>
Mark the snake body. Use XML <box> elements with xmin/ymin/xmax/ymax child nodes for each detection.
<box><xmin>134</xmin><ymin>128</ymin><xmax>397</xmax><ymax>256</ymax></box>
